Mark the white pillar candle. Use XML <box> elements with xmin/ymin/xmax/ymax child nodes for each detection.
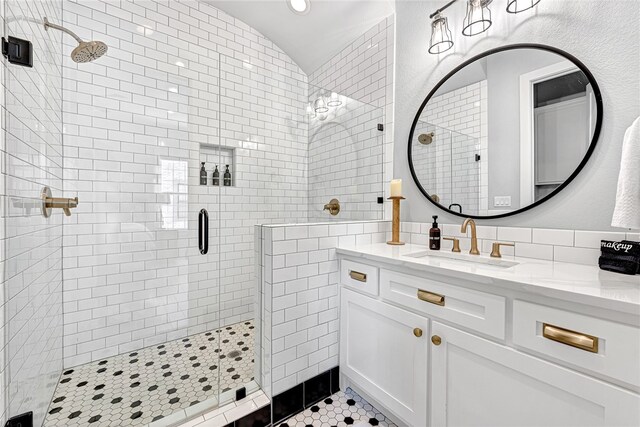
<box><xmin>390</xmin><ymin>179</ymin><xmax>402</xmax><ymax>197</ymax></box>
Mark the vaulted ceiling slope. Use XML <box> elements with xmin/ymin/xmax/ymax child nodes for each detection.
<box><xmin>206</xmin><ymin>0</ymin><xmax>395</xmax><ymax>75</ymax></box>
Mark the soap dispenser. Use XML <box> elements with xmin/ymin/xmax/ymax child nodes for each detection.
<box><xmin>223</xmin><ymin>165</ymin><xmax>231</xmax><ymax>187</ymax></box>
<box><xmin>429</xmin><ymin>215</ymin><xmax>441</xmax><ymax>250</ymax></box>
<box><xmin>212</xmin><ymin>165</ymin><xmax>219</xmax><ymax>186</ymax></box>
<box><xmin>200</xmin><ymin>162</ymin><xmax>207</xmax><ymax>185</ymax></box>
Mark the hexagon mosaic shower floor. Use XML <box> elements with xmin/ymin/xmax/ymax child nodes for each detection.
<box><xmin>280</xmin><ymin>388</ymin><xmax>398</xmax><ymax>427</ymax></box>
<box><xmin>44</xmin><ymin>320</ymin><xmax>255</xmax><ymax>426</ymax></box>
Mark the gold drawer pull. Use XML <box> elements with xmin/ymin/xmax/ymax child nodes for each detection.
<box><xmin>349</xmin><ymin>270</ymin><xmax>367</xmax><ymax>282</ymax></box>
<box><xmin>417</xmin><ymin>289</ymin><xmax>445</xmax><ymax>306</ymax></box>
<box><xmin>542</xmin><ymin>323</ymin><xmax>599</xmax><ymax>353</ymax></box>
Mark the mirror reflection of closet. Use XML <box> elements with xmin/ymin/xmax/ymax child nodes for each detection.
<box><xmin>532</xmin><ymin>70</ymin><xmax>595</xmax><ymax>201</ymax></box>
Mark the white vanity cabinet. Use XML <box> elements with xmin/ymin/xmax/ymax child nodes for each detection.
<box><xmin>340</xmin><ymin>287</ymin><xmax>429</xmax><ymax>427</ymax></box>
<box><xmin>431</xmin><ymin>322</ymin><xmax>640</xmax><ymax>427</ymax></box>
<box><xmin>338</xmin><ymin>255</ymin><xmax>640</xmax><ymax>427</ymax></box>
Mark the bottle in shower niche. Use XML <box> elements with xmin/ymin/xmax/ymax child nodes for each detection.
<box><xmin>223</xmin><ymin>165</ymin><xmax>232</xmax><ymax>186</ymax></box>
<box><xmin>212</xmin><ymin>165</ymin><xmax>219</xmax><ymax>186</ymax></box>
<box><xmin>429</xmin><ymin>215</ymin><xmax>441</xmax><ymax>250</ymax></box>
<box><xmin>200</xmin><ymin>162</ymin><xmax>207</xmax><ymax>185</ymax></box>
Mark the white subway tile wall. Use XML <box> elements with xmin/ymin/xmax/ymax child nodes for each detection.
<box><xmin>411</xmin><ymin>81</ymin><xmax>487</xmax><ymax>216</ymax></box>
<box><xmin>61</xmin><ymin>0</ymin><xmax>308</xmax><ymax>368</ymax></box>
<box><xmin>258</xmin><ymin>221</ymin><xmax>389</xmax><ymax>395</ymax></box>
<box><xmin>400</xmin><ymin>222</ymin><xmax>639</xmax><ymax>265</ymax></box>
<box><xmin>308</xmin><ymin>94</ymin><xmax>384</xmax><ymax>222</ymax></box>
<box><xmin>1</xmin><ymin>0</ymin><xmax>64</xmax><ymax>424</ymax></box>
<box><xmin>308</xmin><ymin>16</ymin><xmax>395</xmax><ymax>220</ymax></box>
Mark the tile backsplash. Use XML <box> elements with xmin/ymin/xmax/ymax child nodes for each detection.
<box><xmin>400</xmin><ymin>222</ymin><xmax>638</xmax><ymax>266</ymax></box>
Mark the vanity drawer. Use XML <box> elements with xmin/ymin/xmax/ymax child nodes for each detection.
<box><xmin>513</xmin><ymin>300</ymin><xmax>640</xmax><ymax>389</ymax></box>
<box><xmin>340</xmin><ymin>259</ymin><xmax>379</xmax><ymax>296</ymax></box>
<box><xmin>379</xmin><ymin>269</ymin><xmax>506</xmax><ymax>339</ymax></box>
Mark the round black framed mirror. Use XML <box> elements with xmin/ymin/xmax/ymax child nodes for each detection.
<box><xmin>408</xmin><ymin>44</ymin><xmax>603</xmax><ymax>219</ymax></box>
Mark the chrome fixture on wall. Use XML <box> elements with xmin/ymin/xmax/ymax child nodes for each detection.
<box><xmin>44</xmin><ymin>17</ymin><xmax>108</xmax><ymax>63</ymax></box>
<box><xmin>428</xmin><ymin>0</ymin><xmax>541</xmax><ymax>54</ymax></box>
<box><xmin>41</xmin><ymin>186</ymin><xmax>78</xmax><ymax>217</ymax></box>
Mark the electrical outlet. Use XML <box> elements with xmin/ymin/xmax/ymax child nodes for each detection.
<box><xmin>494</xmin><ymin>196</ymin><xmax>511</xmax><ymax>207</ymax></box>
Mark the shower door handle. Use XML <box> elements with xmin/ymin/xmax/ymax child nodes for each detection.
<box><xmin>199</xmin><ymin>209</ymin><xmax>209</xmax><ymax>255</ymax></box>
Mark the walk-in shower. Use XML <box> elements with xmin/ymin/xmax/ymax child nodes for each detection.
<box><xmin>1</xmin><ymin>1</ymin><xmax>385</xmax><ymax>426</ymax></box>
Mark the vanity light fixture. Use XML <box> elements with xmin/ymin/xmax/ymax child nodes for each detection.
<box><xmin>313</xmin><ymin>96</ymin><xmax>329</xmax><ymax>114</ymax></box>
<box><xmin>287</xmin><ymin>0</ymin><xmax>310</xmax><ymax>15</ymax></box>
<box><xmin>427</xmin><ymin>0</ymin><xmax>540</xmax><ymax>54</ymax></box>
<box><xmin>326</xmin><ymin>92</ymin><xmax>342</xmax><ymax>107</ymax></box>
<box><xmin>506</xmin><ymin>0</ymin><xmax>541</xmax><ymax>13</ymax></box>
<box><xmin>462</xmin><ymin>0</ymin><xmax>493</xmax><ymax>36</ymax></box>
<box><xmin>428</xmin><ymin>12</ymin><xmax>454</xmax><ymax>54</ymax></box>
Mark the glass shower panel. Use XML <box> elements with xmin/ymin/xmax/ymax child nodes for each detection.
<box><xmin>411</xmin><ymin>121</ymin><xmax>451</xmax><ymax>208</ymax></box>
<box><xmin>411</xmin><ymin>122</ymin><xmax>480</xmax><ymax>216</ymax></box>
<box><xmin>216</xmin><ymin>52</ymin><xmax>305</xmax><ymax>405</ymax></box>
<box><xmin>2</xmin><ymin>0</ymin><xmax>64</xmax><ymax>425</ymax></box>
<box><xmin>307</xmin><ymin>86</ymin><xmax>384</xmax><ymax>221</ymax></box>
<box><xmin>450</xmin><ymin>131</ymin><xmax>480</xmax><ymax>216</ymax></box>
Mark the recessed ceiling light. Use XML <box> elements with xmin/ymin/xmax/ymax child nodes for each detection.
<box><xmin>175</xmin><ymin>61</ymin><xmax>185</xmax><ymax>67</ymax></box>
<box><xmin>287</xmin><ymin>0</ymin><xmax>310</xmax><ymax>15</ymax></box>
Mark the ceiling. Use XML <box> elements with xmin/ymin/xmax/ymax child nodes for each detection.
<box><xmin>206</xmin><ymin>0</ymin><xmax>395</xmax><ymax>75</ymax></box>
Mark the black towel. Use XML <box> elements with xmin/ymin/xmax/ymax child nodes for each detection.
<box><xmin>599</xmin><ymin>240</ymin><xmax>640</xmax><ymax>275</ymax></box>
<box><xmin>622</xmin><ymin>240</ymin><xmax>640</xmax><ymax>274</ymax></box>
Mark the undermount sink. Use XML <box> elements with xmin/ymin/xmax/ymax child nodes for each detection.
<box><xmin>404</xmin><ymin>250</ymin><xmax>519</xmax><ymax>268</ymax></box>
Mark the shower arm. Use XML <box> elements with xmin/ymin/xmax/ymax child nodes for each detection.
<box><xmin>43</xmin><ymin>17</ymin><xmax>83</xmax><ymax>44</ymax></box>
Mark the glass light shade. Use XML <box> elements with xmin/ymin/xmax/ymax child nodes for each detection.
<box><xmin>314</xmin><ymin>96</ymin><xmax>329</xmax><ymax>114</ymax></box>
<box><xmin>428</xmin><ymin>13</ymin><xmax>454</xmax><ymax>54</ymax></box>
<box><xmin>462</xmin><ymin>0</ymin><xmax>492</xmax><ymax>36</ymax></box>
<box><xmin>306</xmin><ymin>102</ymin><xmax>316</xmax><ymax>119</ymax></box>
<box><xmin>506</xmin><ymin>0</ymin><xmax>541</xmax><ymax>13</ymax></box>
<box><xmin>327</xmin><ymin>92</ymin><xmax>342</xmax><ymax>107</ymax></box>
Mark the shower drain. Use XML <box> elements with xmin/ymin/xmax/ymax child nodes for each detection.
<box><xmin>227</xmin><ymin>350</ymin><xmax>242</xmax><ymax>358</ymax></box>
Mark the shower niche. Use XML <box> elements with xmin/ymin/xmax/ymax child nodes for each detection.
<box><xmin>200</xmin><ymin>144</ymin><xmax>235</xmax><ymax>187</ymax></box>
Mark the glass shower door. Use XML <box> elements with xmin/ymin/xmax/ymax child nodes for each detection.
<box><xmin>308</xmin><ymin>85</ymin><xmax>385</xmax><ymax>221</ymax></box>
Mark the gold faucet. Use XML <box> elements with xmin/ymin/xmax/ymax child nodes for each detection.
<box><xmin>461</xmin><ymin>218</ymin><xmax>480</xmax><ymax>255</ymax></box>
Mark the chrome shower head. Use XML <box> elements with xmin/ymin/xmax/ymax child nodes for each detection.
<box><xmin>44</xmin><ymin>17</ymin><xmax>108</xmax><ymax>63</ymax></box>
<box><xmin>71</xmin><ymin>41</ymin><xmax>108</xmax><ymax>63</ymax></box>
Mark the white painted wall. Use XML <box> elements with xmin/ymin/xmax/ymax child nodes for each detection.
<box><xmin>394</xmin><ymin>0</ymin><xmax>640</xmax><ymax>231</ymax></box>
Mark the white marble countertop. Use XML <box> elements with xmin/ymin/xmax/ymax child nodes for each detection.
<box><xmin>336</xmin><ymin>243</ymin><xmax>640</xmax><ymax>315</ymax></box>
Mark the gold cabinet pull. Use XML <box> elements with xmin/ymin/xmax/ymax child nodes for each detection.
<box><xmin>542</xmin><ymin>323</ymin><xmax>599</xmax><ymax>353</ymax></box>
<box><xmin>417</xmin><ymin>289</ymin><xmax>445</xmax><ymax>306</ymax></box>
<box><xmin>431</xmin><ymin>335</ymin><xmax>442</xmax><ymax>346</ymax></box>
<box><xmin>349</xmin><ymin>270</ymin><xmax>367</xmax><ymax>282</ymax></box>
<box><xmin>413</xmin><ymin>328</ymin><xmax>423</xmax><ymax>338</ymax></box>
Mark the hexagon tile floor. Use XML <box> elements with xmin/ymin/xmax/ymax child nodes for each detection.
<box><xmin>43</xmin><ymin>319</ymin><xmax>256</xmax><ymax>426</ymax></box>
<box><xmin>279</xmin><ymin>388</ymin><xmax>398</xmax><ymax>427</ymax></box>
